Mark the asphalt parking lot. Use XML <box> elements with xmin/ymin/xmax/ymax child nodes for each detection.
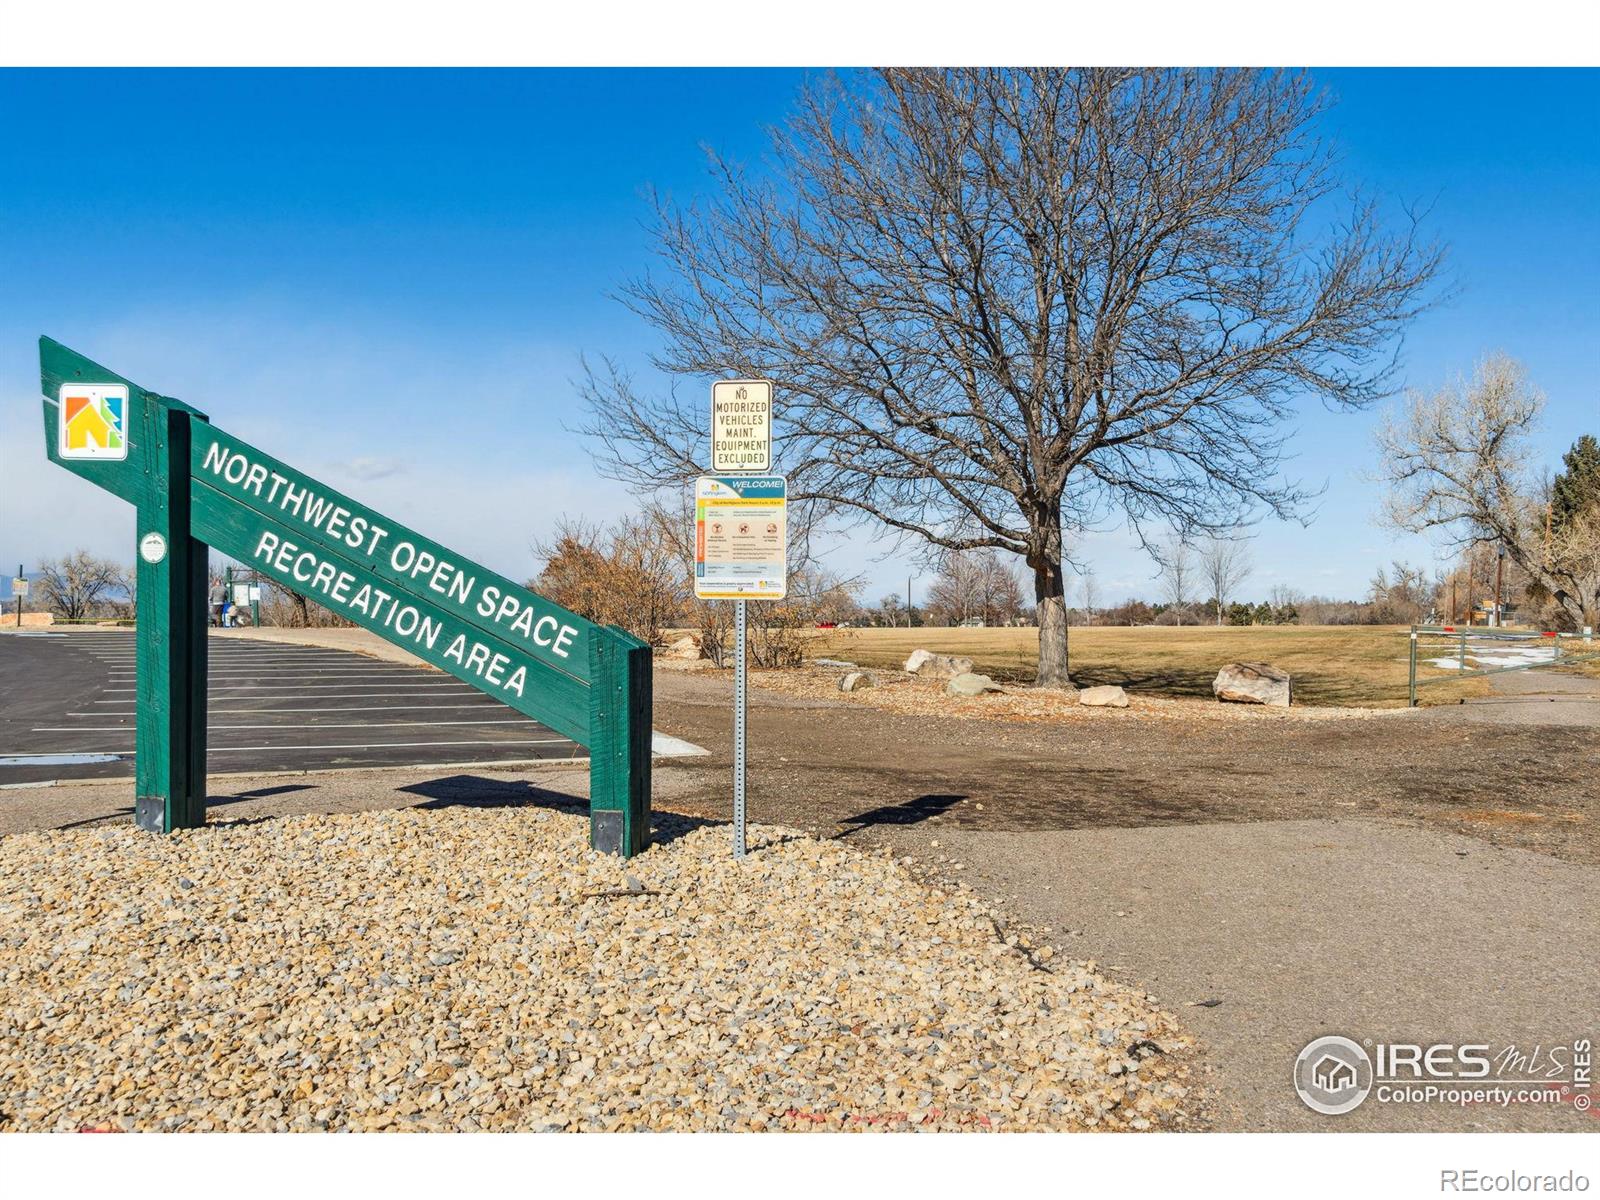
<box><xmin>0</xmin><ymin>627</ymin><xmax>586</xmax><ymax>785</ymax></box>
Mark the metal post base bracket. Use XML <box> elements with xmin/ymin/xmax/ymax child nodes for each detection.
<box><xmin>134</xmin><ymin>795</ymin><xmax>167</xmax><ymax>833</ymax></box>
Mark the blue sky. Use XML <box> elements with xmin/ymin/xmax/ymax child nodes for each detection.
<box><xmin>2</xmin><ymin>68</ymin><xmax>1595</xmax><ymax>607</ymax></box>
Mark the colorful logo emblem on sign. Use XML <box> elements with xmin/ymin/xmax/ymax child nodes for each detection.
<box><xmin>59</xmin><ymin>384</ymin><xmax>130</xmax><ymax>460</ymax></box>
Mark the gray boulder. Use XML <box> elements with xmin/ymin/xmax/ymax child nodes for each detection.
<box><xmin>1212</xmin><ymin>661</ymin><xmax>1291</xmax><ymax>707</ymax></box>
<box><xmin>905</xmin><ymin>648</ymin><xmax>976</xmax><ymax>678</ymax></box>
<box><xmin>838</xmin><ymin>671</ymin><xmax>877</xmax><ymax>692</ymax></box>
<box><xmin>945</xmin><ymin>671</ymin><xmax>1002</xmax><ymax>697</ymax></box>
<box><xmin>1078</xmin><ymin>684</ymin><xmax>1130</xmax><ymax>708</ymax></box>
<box><xmin>814</xmin><ymin>658</ymin><xmax>858</xmax><ymax>669</ymax></box>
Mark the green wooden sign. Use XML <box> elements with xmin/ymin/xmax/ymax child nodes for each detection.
<box><xmin>39</xmin><ymin>336</ymin><xmax>651</xmax><ymax>856</ymax></box>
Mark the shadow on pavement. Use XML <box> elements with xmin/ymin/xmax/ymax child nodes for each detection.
<box><xmin>833</xmin><ymin>792</ymin><xmax>967</xmax><ymax>838</ymax></box>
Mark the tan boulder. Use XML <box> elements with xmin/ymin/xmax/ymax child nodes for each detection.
<box><xmin>661</xmin><ymin>633</ymin><xmax>704</xmax><ymax>660</ymax></box>
<box><xmin>1078</xmin><ymin>685</ymin><xmax>1129</xmax><ymax>708</ymax></box>
<box><xmin>905</xmin><ymin>648</ymin><xmax>976</xmax><ymax>678</ymax></box>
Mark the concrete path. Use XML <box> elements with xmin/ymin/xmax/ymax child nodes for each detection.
<box><xmin>1448</xmin><ymin>664</ymin><xmax>1600</xmax><ymax>727</ymax></box>
<box><xmin>879</xmin><ymin>818</ymin><xmax>1599</xmax><ymax>1131</ymax></box>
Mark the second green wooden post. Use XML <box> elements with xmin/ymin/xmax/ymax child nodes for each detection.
<box><xmin>587</xmin><ymin>626</ymin><xmax>652</xmax><ymax>857</ymax></box>
<box><xmin>134</xmin><ymin>399</ymin><xmax>210</xmax><ymax>833</ymax></box>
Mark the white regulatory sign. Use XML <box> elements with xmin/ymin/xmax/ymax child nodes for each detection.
<box><xmin>710</xmin><ymin>379</ymin><xmax>773</xmax><ymax>473</ymax></box>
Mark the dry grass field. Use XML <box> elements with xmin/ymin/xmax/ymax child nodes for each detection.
<box><xmin>809</xmin><ymin>624</ymin><xmax>1492</xmax><ymax>708</ymax></box>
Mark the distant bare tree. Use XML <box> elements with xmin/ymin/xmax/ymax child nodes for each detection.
<box><xmin>35</xmin><ymin>551</ymin><xmax>126</xmax><ymax>621</ymax></box>
<box><xmin>579</xmin><ymin>68</ymin><xmax>1442</xmax><ymax>687</ymax></box>
<box><xmin>928</xmin><ymin>548</ymin><xmax>1026</xmax><ymax>626</ymax></box>
<box><xmin>1200</xmin><ymin>537</ymin><xmax>1254</xmax><ymax>625</ymax></box>
<box><xmin>1375</xmin><ymin>355</ymin><xmax>1598</xmax><ymax>628</ymax></box>
<box><xmin>1367</xmin><ymin>560</ymin><xmax>1435</xmax><ymax>624</ymax></box>
<box><xmin>1267</xmin><ymin>582</ymin><xmax>1300</xmax><ymax>611</ymax></box>
<box><xmin>1079</xmin><ymin>569</ymin><xmax>1099</xmax><ymax>627</ymax></box>
<box><xmin>975</xmin><ymin>551</ymin><xmax>1025</xmax><ymax>626</ymax></box>
<box><xmin>1155</xmin><ymin>539</ymin><xmax>1195</xmax><ymax>625</ymax></box>
<box><xmin>927</xmin><ymin>550</ymin><xmax>984</xmax><ymax>625</ymax></box>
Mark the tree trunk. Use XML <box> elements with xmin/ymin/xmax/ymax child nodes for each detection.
<box><xmin>1034</xmin><ymin>559</ymin><xmax>1070</xmax><ymax>688</ymax></box>
<box><xmin>1031</xmin><ymin>513</ymin><xmax>1071</xmax><ymax>688</ymax></box>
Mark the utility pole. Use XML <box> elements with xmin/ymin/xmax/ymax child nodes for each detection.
<box><xmin>1494</xmin><ymin>546</ymin><xmax>1505</xmax><ymax>629</ymax></box>
<box><xmin>14</xmin><ymin>562</ymin><xmax>21</xmax><ymax>627</ymax></box>
<box><xmin>906</xmin><ymin>576</ymin><xmax>912</xmax><ymax>628</ymax></box>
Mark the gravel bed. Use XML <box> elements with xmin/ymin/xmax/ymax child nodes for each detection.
<box><xmin>756</xmin><ymin>666</ymin><xmax>1404</xmax><ymax>723</ymax></box>
<box><xmin>0</xmin><ymin>808</ymin><xmax>1194</xmax><ymax>1131</ymax></box>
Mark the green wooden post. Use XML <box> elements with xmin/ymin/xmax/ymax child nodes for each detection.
<box><xmin>587</xmin><ymin>626</ymin><xmax>652</xmax><ymax>857</ymax></box>
<box><xmin>39</xmin><ymin>337</ymin><xmax>211</xmax><ymax>835</ymax></box>
<box><xmin>134</xmin><ymin>397</ymin><xmax>210</xmax><ymax>832</ymax></box>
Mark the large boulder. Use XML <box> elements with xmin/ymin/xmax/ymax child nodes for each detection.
<box><xmin>905</xmin><ymin>648</ymin><xmax>976</xmax><ymax>678</ymax></box>
<box><xmin>1078</xmin><ymin>684</ymin><xmax>1130</xmax><ymax>708</ymax></box>
<box><xmin>1212</xmin><ymin>661</ymin><xmax>1291</xmax><ymax>707</ymax></box>
<box><xmin>661</xmin><ymin>633</ymin><xmax>704</xmax><ymax>660</ymax></box>
<box><xmin>838</xmin><ymin>671</ymin><xmax>877</xmax><ymax>692</ymax></box>
<box><xmin>945</xmin><ymin>671</ymin><xmax>1002</xmax><ymax>697</ymax></box>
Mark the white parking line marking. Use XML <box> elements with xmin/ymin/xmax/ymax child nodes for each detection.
<box><xmin>109</xmin><ymin>669</ymin><xmax>424</xmax><ymax>678</ymax></box>
<box><xmin>37</xmin><ymin>720</ymin><xmax>541</xmax><ymax>732</ymax></box>
<box><xmin>68</xmin><ymin>704</ymin><xmax>505</xmax><ymax>716</ymax></box>
<box><xmin>93</xmin><ymin>691</ymin><xmax>481</xmax><ymax>703</ymax></box>
<box><xmin>80</xmin><ymin>740</ymin><xmax>570</xmax><ymax>754</ymax></box>
<box><xmin>101</xmin><ymin>683</ymin><xmax>475</xmax><ymax>693</ymax></box>
<box><xmin>0</xmin><ymin>753</ymin><xmax>123</xmax><ymax>766</ymax></box>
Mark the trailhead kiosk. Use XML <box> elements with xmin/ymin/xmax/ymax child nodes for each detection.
<box><xmin>39</xmin><ymin>337</ymin><xmax>651</xmax><ymax>856</ymax></box>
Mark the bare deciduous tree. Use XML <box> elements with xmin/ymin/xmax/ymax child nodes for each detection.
<box><xmin>1155</xmin><ymin>538</ymin><xmax>1195</xmax><ymax>624</ymax></box>
<box><xmin>1078</xmin><ymin>568</ymin><xmax>1099</xmax><ymax>627</ymax></box>
<box><xmin>1200</xmin><ymin>537</ymin><xmax>1254</xmax><ymax>625</ymax></box>
<box><xmin>929</xmin><ymin>548</ymin><xmax>1025</xmax><ymax>625</ymax></box>
<box><xmin>579</xmin><ymin>68</ymin><xmax>1441</xmax><ymax>686</ymax></box>
<box><xmin>35</xmin><ymin>551</ymin><xmax>127</xmax><ymax>621</ymax></box>
<box><xmin>1367</xmin><ymin>560</ymin><xmax>1436</xmax><ymax>624</ymax></box>
<box><xmin>926</xmin><ymin>549</ymin><xmax>983</xmax><ymax>625</ymax></box>
<box><xmin>1375</xmin><ymin>355</ymin><xmax>1598</xmax><ymax>629</ymax></box>
<box><xmin>1267</xmin><ymin>582</ymin><xmax>1300</xmax><ymax>612</ymax></box>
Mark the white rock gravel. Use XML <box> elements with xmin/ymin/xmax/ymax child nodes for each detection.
<box><xmin>0</xmin><ymin>809</ymin><xmax>1193</xmax><ymax>1132</ymax></box>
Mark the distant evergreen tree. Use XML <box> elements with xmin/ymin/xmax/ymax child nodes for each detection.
<box><xmin>1550</xmin><ymin>434</ymin><xmax>1600</xmax><ymax>529</ymax></box>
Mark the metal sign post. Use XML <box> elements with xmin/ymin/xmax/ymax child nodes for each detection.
<box><xmin>733</xmin><ymin>598</ymin><xmax>748</xmax><ymax>857</ymax></box>
<box><xmin>698</xmin><ymin>378</ymin><xmax>781</xmax><ymax>860</ymax></box>
<box><xmin>693</xmin><ymin>474</ymin><xmax>786</xmax><ymax>859</ymax></box>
